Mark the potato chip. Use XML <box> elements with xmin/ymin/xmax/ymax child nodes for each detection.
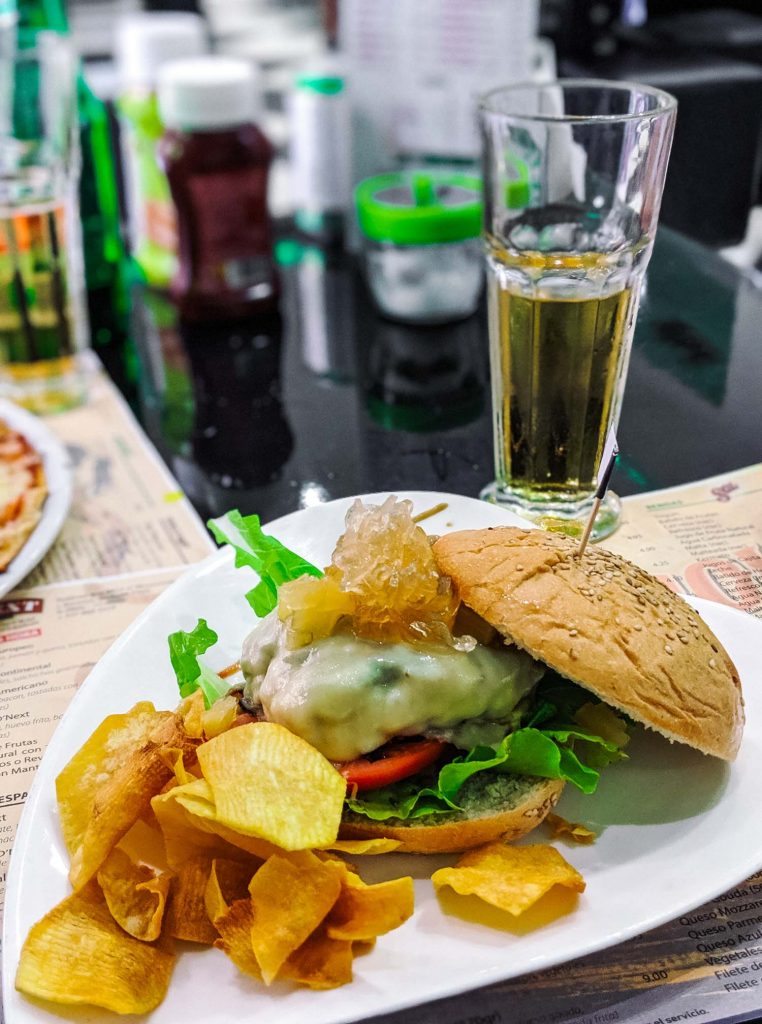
<box><xmin>201</xmin><ymin>694</ymin><xmax>239</xmax><ymax>739</ymax></box>
<box><xmin>204</xmin><ymin>858</ymin><xmax>256</xmax><ymax>924</ymax></box>
<box><xmin>196</xmin><ymin>722</ymin><xmax>346</xmax><ymax>850</ymax></box>
<box><xmin>544</xmin><ymin>812</ymin><xmax>597</xmax><ymax>845</ymax></box>
<box><xmin>177</xmin><ymin>690</ymin><xmax>206</xmax><ymax>739</ymax></box>
<box><xmin>327</xmin><ymin>872</ymin><xmax>414</xmax><ymax>941</ymax></box>
<box><xmin>432</xmin><ymin>843</ymin><xmax>585</xmax><ymax>917</ymax></box>
<box><xmin>97</xmin><ymin>847</ymin><xmax>171</xmax><ymax>942</ymax></box>
<box><xmin>165</xmin><ymin>857</ymin><xmax>218</xmax><ymax>945</ymax></box>
<box><xmin>118</xmin><ymin>818</ymin><xmax>169</xmax><ymax>872</ymax></box>
<box><xmin>213</xmin><ymin>898</ymin><xmax>262</xmax><ymax>980</ymax></box>
<box><xmin>15</xmin><ymin>880</ymin><xmax>175</xmax><ymax>1014</ymax></box>
<box><xmin>67</xmin><ymin>709</ymin><xmax>200</xmax><ymax>891</ymax></box>
<box><xmin>159</xmin><ymin>746</ymin><xmax>198</xmax><ymax>786</ymax></box>
<box><xmin>248</xmin><ymin>850</ymin><xmax>343</xmax><ymax>983</ymax></box>
<box><xmin>153</xmin><ymin>779</ymin><xmax>279</xmax><ymax>864</ymax></box>
<box><xmin>152</xmin><ymin>785</ymin><xmax>246</xmax><ymax>869</ymax></box>
<box><xmin>56</xmin><ymin>702</ymin><xmax>168</xmax><ymax>855</ymax></box>
<box><xmin>279</xmin><ymin>925</ymin><xmax>354</xmax><ymax>990</ymax></box>
<box><xmin>327</xmin><ymin>838</ymin><xmax>401</xmax><ymax>855</ymax></box>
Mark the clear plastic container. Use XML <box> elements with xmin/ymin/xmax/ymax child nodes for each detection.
<box><xmin>356</xmin><ymin>172</ymin><xmax>483</xmax><ymax>324</ymax></box>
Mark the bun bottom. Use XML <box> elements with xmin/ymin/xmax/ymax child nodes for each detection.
<box><xmin>339</xmin><ymin>775</ymin><xmax>564</xmax><ymax>854</ymax></box>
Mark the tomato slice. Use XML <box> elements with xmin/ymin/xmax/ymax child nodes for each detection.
<box><xmin>336</xmin><ymin>738</ymin><xmax>448</xmax><ymax>792</ymax></box>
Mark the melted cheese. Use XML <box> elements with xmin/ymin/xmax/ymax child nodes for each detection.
<box><xmin>241</xmin><ymin>615</ymin><xmax>543</xmax><ymax>761</ymax></box>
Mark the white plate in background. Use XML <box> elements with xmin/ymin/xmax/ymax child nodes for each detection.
<box><xmin>4</xmin><ymin>491</ymin><xmax>762</xmax><ymax>1024</ymax></box>
<box><xmin>0</xmin><ymin>399</ymin><xmax>73</xmax><ymax>598</ymax></box>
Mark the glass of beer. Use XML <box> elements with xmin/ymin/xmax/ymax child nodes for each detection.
<box><xmin>479</xmin><ymin>81</ymin><xmax>676</xmax><ymax>539</ymax></box>
<box><xmin>0</xmin><ymin>34</ymin><xmax>89</xmax><ymax>413</ymax></box>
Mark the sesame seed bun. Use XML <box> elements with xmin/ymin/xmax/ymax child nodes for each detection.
<box><xmin>432</xmin><ymin>527</ymin><xmax>744</xmax><ymax>762</ymax></box>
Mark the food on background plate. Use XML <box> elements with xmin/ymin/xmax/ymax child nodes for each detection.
<box><xmin>14</xmin><ymin>495</ymin><xmax>745</xmax><ymax>1015</ymax></box>
<box><xmin>0</xmin><ymin>417</ymin><xmax>47</xmax><ymax>571</ymax></box>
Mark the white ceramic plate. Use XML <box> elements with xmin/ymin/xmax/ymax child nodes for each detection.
<box><xmin>5</xmin><ymin>491</ymin><xmax>762</xmax><ymax>1024</ymax></box>
<box><xmin>0</xmin><ymin>399</ymin><xmax>72</xmax><ymax>598</ymax></box>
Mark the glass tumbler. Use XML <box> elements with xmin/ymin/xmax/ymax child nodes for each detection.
<box><xmin>479</xmin><ymin>80</ymin><xmax>676</xmax><ymax>539</ymax></box>
<box><xmin>0</xmin><ymin>33</ymin><xmax>89</xmax><ymax>413</ymax></box>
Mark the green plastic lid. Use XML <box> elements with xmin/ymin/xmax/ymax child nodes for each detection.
<box><xmin>356</xmin><ymin>172</ymin><xmax>482</xmax><ymax>245</ymax></box>
<box><xmin>296</xmin><ymin>73</ymin><xmax>344</xmax><ymax>95</ymax></box>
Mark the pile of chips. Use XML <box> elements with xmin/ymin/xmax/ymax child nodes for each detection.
<box><xmin>15</xmin><ymin>689</ymin><xmax>590</xmax><ymax>1016</ymax></box>
<box><xmin>15</xmin><ymin>693</ymin><xmax>414</xmax><ymax>1014</ymax></box>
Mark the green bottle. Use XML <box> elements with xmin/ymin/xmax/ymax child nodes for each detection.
<box><xmin>16</xmin><ymin>0</ymin><xmax>132</xmax><ymax>369</ymax></box>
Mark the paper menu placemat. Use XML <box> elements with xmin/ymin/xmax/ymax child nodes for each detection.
<box><xmin>369</xmin><ymin>864</ymin><xmax>762</xmax><ymax>1024</ymax></box>
<box><xmin>0</xmin><ymin>360</ymin><xmax>214</xmax><ymax>928</ymax></box>
<box><xmin>603</xmin><ymin>464</ymin><xmax>762</xmax><ymax>619</ymax></box>
<box><xmin>23</xmin><ymin>363</ymin><xmax>214</xmax><ymax>586</ymax></box>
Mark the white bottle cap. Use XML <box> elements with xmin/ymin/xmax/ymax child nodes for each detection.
<box><xmin>116</xmin><ymin>13</ymin><xmax>208</xmax><ymax>90</ymax></box>
<box><xmin>158</xmin><ymin>56</ymin><xmax>262</xmax><ymax>132</ymax></box>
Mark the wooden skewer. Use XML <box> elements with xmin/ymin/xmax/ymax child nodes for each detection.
<box><xmin>576</xmin><ymin>497</ymin><xmax>601</xmax><ymax>558</ymax></box>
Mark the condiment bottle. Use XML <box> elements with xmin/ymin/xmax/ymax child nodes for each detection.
<box><xmin>116</xmin><ymin>12</ymin><xmax>207</xmax><ymax>289</ymax></box>
<box><xmin>157</xmin><ymin>56</ymin><xmax>278</xmax><ymax>322</ymax></box>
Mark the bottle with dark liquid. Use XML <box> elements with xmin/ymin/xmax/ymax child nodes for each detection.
<box><xmin>157</xmin><ymin>56</ymin><xmax>278</xmax><ymax>322</ymax></box>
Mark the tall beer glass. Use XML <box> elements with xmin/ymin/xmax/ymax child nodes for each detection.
<box><xmin>480</xmin><ymin>81</ymin><xmax>676</xmax><ymax>539</ymax></box>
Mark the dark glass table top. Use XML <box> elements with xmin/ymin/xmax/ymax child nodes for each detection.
<box><xmin>125</xmin><ymin>227</ymin><xmax>762</xmax><ymax>526</ymax></box>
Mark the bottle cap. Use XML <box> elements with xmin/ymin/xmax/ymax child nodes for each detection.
<box><xmin>116</xmin><ymin>13</ymin><xmax>207</xmax><ymax>89</ymax></box>
<box><xmin>355</xmin><ymin>172</ymin><xmax>482</xmax><ymax>245</ymax></box>
<box><xmin>158</xmin><ymin>56</ymin><xmax>262</xmax><ymax>132</ymax></box>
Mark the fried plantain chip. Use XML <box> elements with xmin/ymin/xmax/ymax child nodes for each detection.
<box><xmin>177</xmin><ymin>690</ymin><xmax>206</xmax><ymax>739</ymax></box>
<box><xmin>544</xmin><ymin>812</ymin><xmax>597</xmax><ymax>845</ymax></box>
<box><xmin>165</xmin><ymin>856</ymin><xmax>218</xmax><ymax>945</ymax></box>
<box><xmin>204</xmin><ymin>858</ymin><xmax>257</xmax><ymax>924</ymax></box>
<box><xmin>326</xmin><ymin>838</ymin><xmax>401</xmax><ymax>855</ymax></box>
<box><xmin>97</xmin><ymin>847</ymin><xmax>171</xmax><ymax>942</ymax></box>
<box><xmin>326</xmin><ymin>872</ymin><xmax>414</xmax><ymax>941</ymax></box>
<box><xmin>153</xmin><ymin>779</ymin><xmax>279</xmax><ymax>865</ymax></box>
<box><xmin>196</xmin><ymin>723</ymin><xmax>346</xmax><ymax>850</ymax></box>
<box><xmin>201</xmin><ymin>694</ymin><xmax>239</xmax><ymax>739</ymax></box>
<box><xmin>15</xmin><ymin>880</ymin><xmax>175</xmax><ymax>1014</ymax></box>
<box><xmin>248</xmin><ymin>850</ymin><xmax>343</xmax><ymax>984</ymax></box>
<box><xmin>213</xmin><ymin>898</ymin><xmax>262</xmax><ymax>980</ymax></box>
<box><xmin>152</xmin><ymin>784</ymin><xmax>246</xmax><ymax>869</ymax></box>
<box><xmin>159</xmin><ymin>746</ymin><xmax>198</xmax><ymax>786</ymax></box>
<box><xmin>279</xmin><ymin>925</ymin><xmax>354</xmax><ymax>990</ymax></box>
<box><xmin>56</xmin><ymin>702</ymin><xmax>168</xmax><ymax>856</ymax></box>
<box><xmin>66</xmin><ymin>708</ymin><xmax>200</xmax><ymax>891</ymax></box>
<box><xmin>432</xmin><ymin>842</ymin><xmax>585</xmax><ymax>916</ymax></box>
<box><xmin>117</xmin><ymin>817</ymin><xmax>169</xmax><ymax>872</ymax></box>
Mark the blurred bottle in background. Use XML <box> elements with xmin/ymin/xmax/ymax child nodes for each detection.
<box><xmin>289</xmin><ymin>59</ymin><xmax>351</xmax><ymax>245</ymax></box>
<box><xmin>157</xmin><ymin>56</ymin><xmax>278</xmax><ymax>322</ymax></box>
<box><xmin>116</xmin><ymin>12</ymin><xmax>208</xmax><ymax>290</ymax></box>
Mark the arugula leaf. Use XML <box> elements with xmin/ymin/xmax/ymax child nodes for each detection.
<box><xmin>346</xmin><ymin>723</ymin><xmax>625</xmax><ymax>823</ymax></box>
<box><xmin>168</xmin><ymin>619</ymin><xmax>229</xmax><ymax>708</ymax></box>
<box><xmin>208</xmin><ymin>509</ymin><xmax>322</xmax><ymax>616</ymax></box>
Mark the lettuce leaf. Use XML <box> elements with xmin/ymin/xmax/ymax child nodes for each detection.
<box><xmin>208</xmin><ymin>509</ymin><xmax>322</xmax><ymax>616</ymax></box>
<box><xmin>168</xmin><ymin>619</ymin><xmax>229</xmax><ymax>709</ymax></box>
<box><xmin>345</xmin><ymin>723</ymin><xmax>625</xmax><ymax>823</ymax></box>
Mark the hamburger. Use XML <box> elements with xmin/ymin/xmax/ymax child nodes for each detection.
<box><xmin>233</xmin><ymin>498</ymin><xmax>744</xmax><ymax>854</ymax></box>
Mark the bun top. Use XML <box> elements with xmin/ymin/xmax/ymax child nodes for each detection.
<box><xmin>432</xmin><ymin>527</ymin><xmax>744</xmax><ymax>762</ymax></box>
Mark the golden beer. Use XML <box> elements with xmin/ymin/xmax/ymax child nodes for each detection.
<box><xmin>486</xmin><ymin>243</ymin><xmax>636</xmax><ymax>507</ymax></box>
